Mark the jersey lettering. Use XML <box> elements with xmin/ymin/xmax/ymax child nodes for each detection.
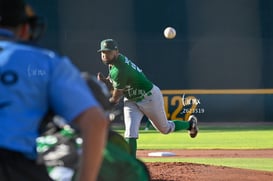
<box><xmin>124</xmin><ymin>57</ymin><xmax>142</xmax><ymax>73</ymax></box>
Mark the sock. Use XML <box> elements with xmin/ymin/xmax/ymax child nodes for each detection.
<box><xmin>125</xmin><ymin>138</ymin><xmax>137</xmax><ymax>158</ymax></box>
<box><xmin>173</xmin><ymin>120</ymin><xmax>190</xmax><ymax>131</ymax></box>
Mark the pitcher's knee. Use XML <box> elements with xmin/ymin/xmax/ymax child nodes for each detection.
<box><xmin>158</xmin><ymin>121</ymin><xmax>175</xmax><ymax>134</ymax></box>
<box><xmin>160</xmin><ymin>129</ymin><xmax>171</xmax><ymax>134</ymax></box>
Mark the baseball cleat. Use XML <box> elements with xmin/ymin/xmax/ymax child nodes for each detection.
<box><xmin>188</xmin><ymin>115</ymin><xmax>198</xmax><ymax>138</ymax></box>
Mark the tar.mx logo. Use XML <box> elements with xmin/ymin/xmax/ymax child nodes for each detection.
<box><xmin>181</xmin><ymin>94</ymin><xmax>201</xmax><ymax>106</ymax></box>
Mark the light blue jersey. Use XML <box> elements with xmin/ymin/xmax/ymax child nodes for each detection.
<box><xmin>0</xmin><ymin>40</ymin><xmax>99</xmax><ymax>159</ymax></box>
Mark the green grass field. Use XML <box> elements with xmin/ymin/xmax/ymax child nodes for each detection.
<box><xmin>114</xmin><ymin>123</ymin><xmax>273</xmax><ymax>172</ymax></box>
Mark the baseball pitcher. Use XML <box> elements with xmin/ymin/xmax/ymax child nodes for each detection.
<box><xmin>97</xmin><ymin>39</ymin><xmax>199</xmax><ymax>157</ymax></box>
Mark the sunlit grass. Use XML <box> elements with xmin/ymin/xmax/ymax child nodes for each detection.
<box><xmin>113</xmin><ymin>124</ymin><xmax>273</xmax><ymax>172</ymax></box>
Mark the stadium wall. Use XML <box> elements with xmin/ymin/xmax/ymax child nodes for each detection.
<box><xmin>26</xmin><ymin>0</ymin><xmax>273</xmax><ymax>122</ymax></box>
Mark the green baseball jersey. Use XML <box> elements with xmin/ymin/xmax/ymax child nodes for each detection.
<box><xmin>109</xmin><ymin>54</ymin><xmax>153</xmax><ymax>100</ymax></box>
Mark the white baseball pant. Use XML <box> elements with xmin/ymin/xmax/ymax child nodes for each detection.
<box><xmin>123</xmin><ymin>84</ymin><xmax>175</xmax><ymax>138</ymax></box>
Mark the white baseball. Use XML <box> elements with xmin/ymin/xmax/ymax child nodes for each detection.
<box><xmin>164</xmin><ymin>27</ymin><xmax>176</xmax><ymax>39</ymax></box>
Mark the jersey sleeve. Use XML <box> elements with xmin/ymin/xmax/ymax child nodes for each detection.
<box><xmin>49</xmin><ymin>56</ymin><xmax>100</xmax><ymax>123</ymax></box>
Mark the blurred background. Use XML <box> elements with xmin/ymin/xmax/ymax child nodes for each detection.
<box><xmin>26</xmin><ymin>0</ymin><xmax>273</xmax><ymax>122</ymax></box>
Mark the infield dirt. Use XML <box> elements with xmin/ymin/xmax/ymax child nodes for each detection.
<box><xmin>138</xmin><ymin>149</ymin><xmax>273</xmax><ymax>181</ymax></box>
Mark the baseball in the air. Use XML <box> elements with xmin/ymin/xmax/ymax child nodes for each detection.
<box><xmin>164</xmin><ymin>27</ymin><xmax>176</xmax><ymax>39</ymax></box>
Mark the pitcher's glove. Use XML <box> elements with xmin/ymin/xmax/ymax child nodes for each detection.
<box><xmin>97</xmin><ymin>72</ymin><xmax>114</xmax><ymax>92</ymax></box>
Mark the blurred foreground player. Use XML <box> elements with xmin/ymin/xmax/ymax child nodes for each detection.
<box><xmin>0</xmin><ymin>0</ymin><xmax>108</xmax><ymax>180</ymax></box>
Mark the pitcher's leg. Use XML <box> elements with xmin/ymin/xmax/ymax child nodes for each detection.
<box><xmin>138</xmin><ymin>86</ymin><xmax>175</xmax><ymax>134</ymax></box>
<box><xmin>123</xmin><ymin>99</ymin><xmax>144</xmax><ymax>157</ymax></box>
<box><xmin>124</xmin><ymin>138</ymin><xmax>137</xmax><ymax>158</ymax></box>
<box><xmin>138</xmin><ymin>85</ymin><xmax>192</xmax><ymax>134</ymax></box>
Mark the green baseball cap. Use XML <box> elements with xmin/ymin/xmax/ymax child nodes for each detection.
<box><xmin>97</xmin><ymin>39</ymin><xmax>118</xmax><ymax>52</ymax></box>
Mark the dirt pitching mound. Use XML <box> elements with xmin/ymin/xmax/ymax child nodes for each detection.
<box><xmin>138</xmin><ymin>149</ymin><xmax>273</xmax><ymax>181</ymax></box>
